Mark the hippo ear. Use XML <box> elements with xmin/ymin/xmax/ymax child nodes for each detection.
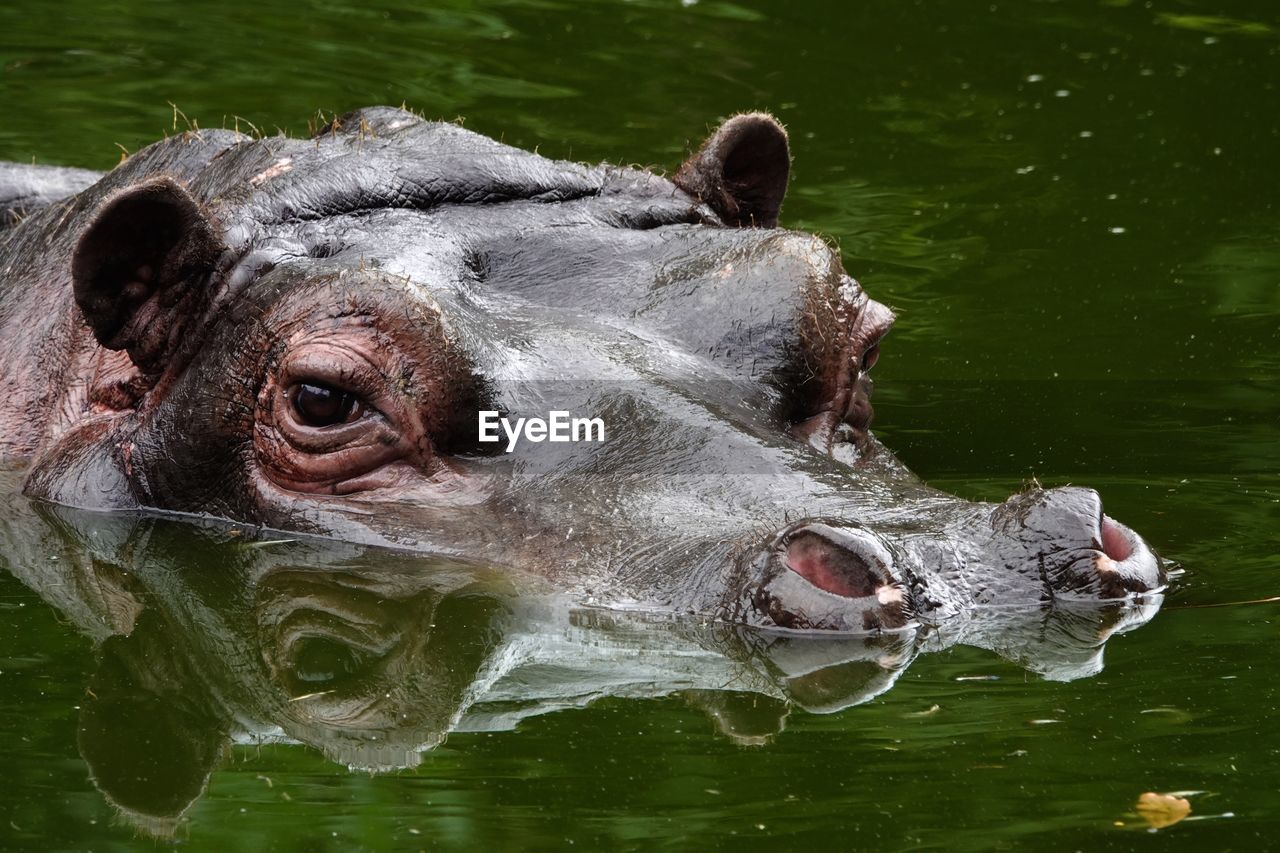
<box><xmin>72</xmin><ymin>178</ymin><xmax>223</xmax><ymax>374</ymax></box>
<box><xmin>674</xmin><ymin>112</ymin><xmax>790</xmax><ymax>228</ymax></box>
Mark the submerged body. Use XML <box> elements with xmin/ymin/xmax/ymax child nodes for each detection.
<box><xmin>0</xmin><ymin>107</ymin><xmax>1165</xmax><ymax>630</ymax></box>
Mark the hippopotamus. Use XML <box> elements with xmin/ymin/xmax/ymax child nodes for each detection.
<box><xmin>0</xmin><ymin>106</ymin><xmax>1165</xmax><ymax>632</ymax></box>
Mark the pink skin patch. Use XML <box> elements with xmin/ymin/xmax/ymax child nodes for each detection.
<box><xmin>784</xmin><ymin>533</ymin><xmax>880</xmax><ymax>599</ymax></box>
<box><xmin>250</xmin><ymin>158</ymin><xmax>294</xmax><ymax>186</ymax></box>
<box><xmin>1100</xmin><ymin>516</ymin><xmax>1133</xmax><ymax>562</ymax></box>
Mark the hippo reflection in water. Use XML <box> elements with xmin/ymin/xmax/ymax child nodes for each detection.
<box><xmin>0</xmin><ymin>107</ymin><xmax>1164</xmax><ymax>630</ymax></box>
<box><xmin>0</xmin><ymin>491</ymin><xmax>1160</xmax><ymax>833</ymax></box>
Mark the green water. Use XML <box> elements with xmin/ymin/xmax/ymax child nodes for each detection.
<box><xmin>0</xmin><ymin>0</ymin><xmax>1277</xmax><ymax>849</ymax></box>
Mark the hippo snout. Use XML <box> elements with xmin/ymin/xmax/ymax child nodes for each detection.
<box><xmin>991</xmin><ymin>487</ymin><xmax>1166</xmax><ymax>599</ymax></box>
<box><xmin>734</xmin><ymin>486</ymin><xmax>1164</xmax><ymax>634</ymax></box>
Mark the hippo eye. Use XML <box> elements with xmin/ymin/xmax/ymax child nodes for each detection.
<box><xmin>288</xmin><ymin>636</ymin><xmax>367</xmax><ymax>689</ymax></box>
<box><xmin>289</xmin><ymin>382</ymin><xmax>364</xmax><ymax>427</ymax></box>
<box><xmin>860</xmin><ymin>343</ymin><xmax>881</xmax><ymax>373</ymax></box>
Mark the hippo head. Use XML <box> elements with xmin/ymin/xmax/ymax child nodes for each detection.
<box><xmin>25</xmin><ymin>106</ymin><xmax>1164</xmax><ymax>630</ymax></box>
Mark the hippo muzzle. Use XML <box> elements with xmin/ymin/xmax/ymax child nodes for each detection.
<box><xmin>737</xmin><ymin>486</ymin><xmax>1164</xmax><ymax>632</ymax></box>
<box><xmin>986</xmin><ymin>486</ymin><xmax>1166</xmax><ymax>599</ymax></box>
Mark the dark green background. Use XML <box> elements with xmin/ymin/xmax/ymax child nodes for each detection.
<box><xmin>1</xmin><ymin>1</ymin><xmax>1277</xmax><ymax>849</ymax></box>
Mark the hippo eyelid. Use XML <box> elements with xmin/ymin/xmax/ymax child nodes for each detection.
<box><xmin>860</xmin><ymin>339</ymin><xmax>883</xmax><ymax>373</ymax></box>
<box><xmin>850</xmin><ymin>302</ymin><xmax>896</xmax><ymax>356</ymax></box>
<box><xmin>853</xmin><ymin>327</ymin><xmax>891</xmax><ymax>364</ymax></box>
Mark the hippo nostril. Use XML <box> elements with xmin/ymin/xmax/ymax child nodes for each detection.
<box><xmin>1085</xmin><ymin>514</ymin><xmax>1166</xmax><ymax>597</ymax></box>
<box><xmin>754</xmin><ymin>523</ymin><xmax>914</xmax><ymax>632</ymax></box>
<box><xmin>1100</xmin><ymin>516</ymin><xmax>1134</xmax><ymax>562</ymax></box>
<box><xmin>785</xmin><ymin>531</ymin><xmax>881</xmax><ymax>599</ymax></box>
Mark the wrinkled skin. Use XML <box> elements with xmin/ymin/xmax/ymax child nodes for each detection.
<box><xmin>0</xmin><ymin>489</ymin><xmax>1160</xmax><ymax>833</ymax></box>
<box><xmin>0</xmin><ymin>107</ymin><xmax>1165</xmax><ymax>631</ymax></box>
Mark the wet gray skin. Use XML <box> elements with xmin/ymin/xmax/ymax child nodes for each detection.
<box><xmin>0</xmin><ymin>106</ymin><xmax>1166</xmax><ymax>633</ymax></box>
<box><xmin>0</xmin><ymin>489</ymin><xmax>1160</xmax><ymax>833</ymax></box>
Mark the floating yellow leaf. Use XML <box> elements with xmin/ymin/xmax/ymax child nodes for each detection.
<box><xmin>1135</xmin><ymin>792</ymin><xmax>1191</xmax><ymax>829</ymax></box>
